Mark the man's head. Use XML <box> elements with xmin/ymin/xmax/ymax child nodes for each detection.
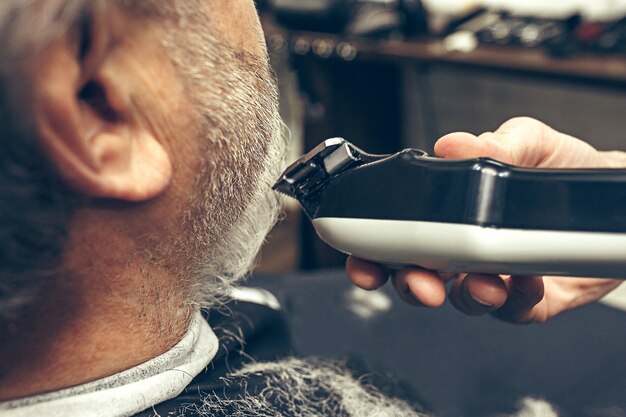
<box><xmin>0</xmin><ymin>5</ymin><xmax>433</xmax><ymax>416</ymax></box>
<box><xmin>0</xmin><ymin>0</ymin><xmax>285</xmax><ymax>396</ymax></box>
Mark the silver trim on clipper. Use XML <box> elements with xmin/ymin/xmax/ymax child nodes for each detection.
<box><xmin>273</xmin><ymin>138</ymin><xmax>369</xmax><ymax>200</ymax></box>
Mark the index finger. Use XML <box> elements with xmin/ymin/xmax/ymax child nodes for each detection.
<box><xmin>434</xmin><ymin>132</ymin><xmax>513</xmax><ymax>163</ymax></box>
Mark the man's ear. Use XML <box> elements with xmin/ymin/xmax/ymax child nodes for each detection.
<box><xmin>32</xmin><ymin>12</ymin><xmax>172</xmax><ymax>202</ymax></box>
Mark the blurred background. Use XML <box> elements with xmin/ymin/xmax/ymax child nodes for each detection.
<box><xmin>254</xmin><ymin>0</ymin><xmax>626</xmax><ymax>275</ymax></box>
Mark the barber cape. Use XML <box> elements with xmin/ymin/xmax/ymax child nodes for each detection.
<box><xmin>0</xmin><ymin>287</ymin><xmax>424</xmax><ymax>417</ymax></box>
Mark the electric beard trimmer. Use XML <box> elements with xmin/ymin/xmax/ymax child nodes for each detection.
<box><xmin>274</xmin><ymin>138</ymin><xmax>626</xmax><ymax>278</ymax></box>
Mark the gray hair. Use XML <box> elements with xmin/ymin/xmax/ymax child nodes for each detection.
<box><xmin>0</xmin><ymin>1</ymin><xmax>95</xmax><ymax>322</ymax></box>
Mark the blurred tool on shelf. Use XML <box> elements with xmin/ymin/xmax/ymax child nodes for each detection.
<box><xmin>259</xmin><ymin>0</ymin><xmax>626</xmax><ymax>58</ymax></box>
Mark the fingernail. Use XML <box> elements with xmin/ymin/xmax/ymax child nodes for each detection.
<box><xmin>464</xmin><ymin>275</ymin><xmax>508</xmax><ymax>310</ymax></box>
<box><xmin>469</xmin><ymin>293</ymin><xmax>495</xmax><ymax>308</ymax></box>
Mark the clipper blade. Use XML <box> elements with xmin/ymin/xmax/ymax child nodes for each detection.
<box><xmin>273</xmin><ymin>138</ymin><xmax>363</xmax><ymax>200</ymax></box>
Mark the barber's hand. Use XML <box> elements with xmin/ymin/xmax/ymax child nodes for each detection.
<box><xmin>346</xmin><ymin>117</ymin><xmax>624</xmax><ymax>324</ymax></box>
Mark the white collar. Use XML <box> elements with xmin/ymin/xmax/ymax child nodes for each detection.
<box><xmin>0</xmin><ymin>310</ymin><xmax>218</xmax><ymax>417</ymax></box>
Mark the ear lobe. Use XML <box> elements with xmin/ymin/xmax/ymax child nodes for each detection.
<box><xmin>85</xmin><ymin>127</ymin><xmax>173</xmax><ymax>202</ymax></box>
<box><xmin>33</xmin><ymin>30</ymin><xmax>172</xmax><ymax>202</ymax></box>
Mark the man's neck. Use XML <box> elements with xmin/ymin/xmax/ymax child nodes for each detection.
<box><xmin>0</xmin><ymin>269</ymin><xmax>191</xmax><ymax>402</ymax></box>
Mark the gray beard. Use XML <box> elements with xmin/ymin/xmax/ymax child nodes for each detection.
<box><xmin>161</xmin><ymin>11</ymin><xmax>286</xmax><ymax>309</ymax></box>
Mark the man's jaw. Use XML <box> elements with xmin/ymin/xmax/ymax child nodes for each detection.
<box><xmin>159</xmin><ymin>23</ymin><xmax>287</xmax><ymax>310</ymax></box>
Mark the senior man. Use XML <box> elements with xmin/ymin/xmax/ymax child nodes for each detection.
<box><xmin>0</xmin><ymin>0</ymin><xmax>624</xmax><ymax>416</ymax></box>
<box><xmin>0</xmin><ymin>1</ymin><xmax>428</xmax><ymax>416</ymax></box>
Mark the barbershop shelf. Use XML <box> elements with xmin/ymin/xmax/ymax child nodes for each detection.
<box><xmin>268</xmin><ymin>30</ymin><xmax>626</xmax><ymax>85</ymax></box>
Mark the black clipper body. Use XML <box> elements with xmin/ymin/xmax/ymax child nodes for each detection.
<box><xmin>274</xmin><ymin>139</ymin><xmax>626</xmax><ymax>278</ymax></box>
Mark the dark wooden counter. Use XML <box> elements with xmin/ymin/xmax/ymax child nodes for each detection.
<box><xmin>267</xmin><ymin>28</ymin><xmax>626</xmax><ymax>85</ymax></box>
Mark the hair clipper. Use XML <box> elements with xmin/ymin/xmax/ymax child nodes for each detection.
<box><xmin>274</xmin><ymin>138</ymin><xmax>626</xmax><ymax>278</ymax></box>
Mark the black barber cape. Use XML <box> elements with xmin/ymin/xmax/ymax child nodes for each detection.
<box><xmin>135</xmin><ymin>296</ymin><xmax>427</xmax><ymax>417</ymax></box>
